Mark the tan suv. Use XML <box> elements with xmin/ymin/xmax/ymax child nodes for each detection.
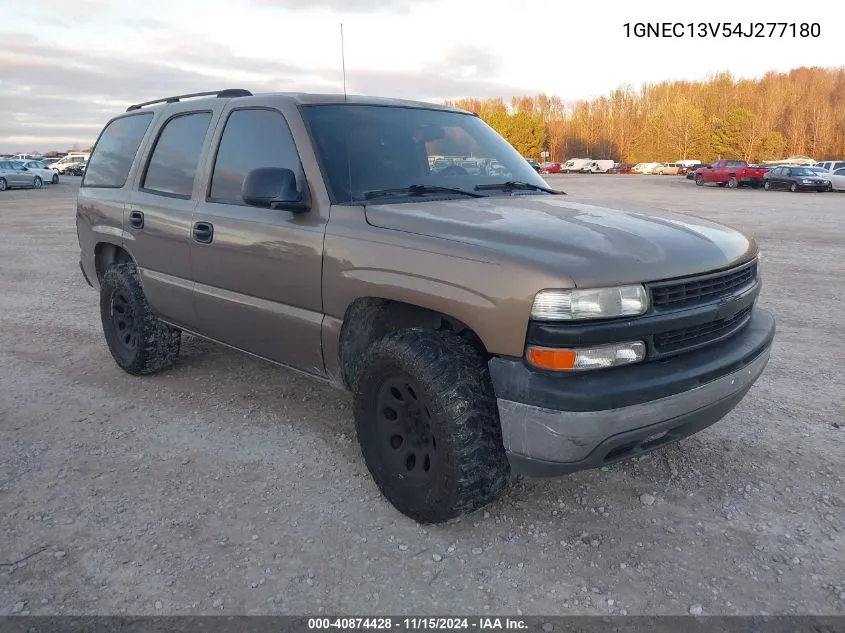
<box><xmin>77</xmin><ymin>89</ymin><xmax>775</xmax><ymax>523</ymax></box>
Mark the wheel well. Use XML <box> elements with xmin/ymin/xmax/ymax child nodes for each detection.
<box><xmin>94</xmin><ymin>243</ymin><xmax>134</xmax><ymax>282</ymax></box>
<box><xmin>338</xmin><ymin>298</ymin><xmax>488</xmax><ymax>390</ymax></box>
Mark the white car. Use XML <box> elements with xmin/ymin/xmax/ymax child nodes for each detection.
<box><xmin>829</xmin><ymin>167</ymin><xmax>845</xmax><ymax>191</ymax></box>
<box><xmin>50</xmin><ymin>153</ymin><xmax>90</xmax><ymax>174</ymax></box>
<box><xmin>14</xmin><ymin>159</ymin><xmax>60</xmax><ymax>184</ymax></box>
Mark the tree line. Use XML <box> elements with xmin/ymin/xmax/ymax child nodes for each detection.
<box><xmin>446</xmin><ymin>67</ymin><xmax>845</xmax><ymax>164</ymax></box>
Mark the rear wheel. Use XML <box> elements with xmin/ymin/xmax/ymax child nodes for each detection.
<box><xmin>32</xmin><ymin>176</ymin><xmax>42</xmax><ymax>189</ymax></box>
<box><xmin>0</xmin><ymin>178</ymin><xmax>6</xmax><ymax>192</ymax></box>
<box><xmin>764</xmin><ymin>180</ymin><xmax>771</xmax><ymax>191</ymax></box>
<box><xmin>354</xmin><ymin>330</ymin><xmax>509</xmax><ymax>523</ymax></box>
<box><xmin>727</xmin><ymin>176</ymin><xmax>738</xmax><ymax>188</ymax></box>
<box><xmin>100</xmin><ymin>263</ymin><xmax>182</xmax><ymax>375</ymax></box>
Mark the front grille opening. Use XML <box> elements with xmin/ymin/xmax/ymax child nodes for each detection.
<box><xmin>651</xmin><ymin>261</ymin><xmax>757</xmax><ymax>310</ymax></box>
<box><xmin>654</xmin><ymin>306</ymin><xmax>753</xmax><ymax>352</ymax></box>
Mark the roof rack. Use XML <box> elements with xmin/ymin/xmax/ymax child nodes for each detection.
<box><xmin>126</xmin><ymin>89</ymin><xmax>252</xmax><ymax>112</ymax></box>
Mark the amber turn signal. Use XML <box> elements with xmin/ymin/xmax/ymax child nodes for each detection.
<box><xmin>526</xmin><ymin>341</ymin><xmax>647</xmax><ymax>372</ymax></box>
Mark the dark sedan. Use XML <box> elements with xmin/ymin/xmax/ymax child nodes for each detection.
<box><xmin>763</xmin><ymin>166</ymin><xmax>830</xmax><ymax>192</ymax></box>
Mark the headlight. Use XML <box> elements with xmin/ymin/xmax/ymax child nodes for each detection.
<box><xmin>531</xmin><ymin>285</ymin><xmax>649</xmax><ymax>321</ymax></box>
<box><xmin>526</xmin><ymin>341</ymin><xmax>646</xmax><ymax>371</ymax></box>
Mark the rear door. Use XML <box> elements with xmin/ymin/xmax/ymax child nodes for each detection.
<box><xmin>189</xmin><ymin>106</ymin><xmax>326</xmax><ymax>374</ymax></box>
<box><xmin>124</xmin><ymin>107</ymin><xmax>218</xmax><ymax>328</ymax></box>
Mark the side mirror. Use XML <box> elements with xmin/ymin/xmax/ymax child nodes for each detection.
<box><xmin>242</xmin><ymin>167</ymin><xmax>309</xmax><ymax>212</ymax></box>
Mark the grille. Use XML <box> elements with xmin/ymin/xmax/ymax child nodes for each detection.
<box><xmin>650</xmin><ymin>261</ymin><xmax>757</xmax><ymax>310</ymax></box>
<box><xmin>654</xmin><ymin>306</ymin><xmax>753</xmax><ymax>352</ymax></box>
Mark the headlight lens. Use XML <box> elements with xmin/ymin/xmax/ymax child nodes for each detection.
<box><xmin>531</xmin><ymin>285</ymin><xmax>649</xmax><ymax>321</ymax></box>
<box><xmin>526</xmin><ymin>341</ymin><xmax>647</xmax><ymax>371</ymax></box>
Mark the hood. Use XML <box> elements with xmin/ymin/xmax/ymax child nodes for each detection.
<box><xmin>364</xmin><ymin>195</ymin><xmax>756</xmax><ymax>287</ymax></box>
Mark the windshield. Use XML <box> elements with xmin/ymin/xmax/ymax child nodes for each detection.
<box><xmin>301</xmin><ymin>104</ymin><xmax>549</xmax><ymax>204</ymax></box>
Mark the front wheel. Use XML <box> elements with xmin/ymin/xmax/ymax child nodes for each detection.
<box><xmin>695</xmin><ymin>175</ymin><xmax>704</xmax><ymax>186</ymax></box>
<box><xmin>790</xmin><ymin>183</ymin><xmax>798</xmax><ymax>192</ymax></box>
<box><xmin>100</xmin><ymin>263</ymin><xmax>182</xmax><ymax>375</ymax></box>
<box><xmin>354</xmin><ymin>330</ymin><xmax>509</xmax><ymax>524</ymax></box>
<box><xmin>0</xmin><ymin>178</ymin><xmax>6</xmax><ymax>192</ymax></box>
<box><xmin>51</xmin><ymin>173</ymin><xmax>59</xmax><ymax>184</ymax></box>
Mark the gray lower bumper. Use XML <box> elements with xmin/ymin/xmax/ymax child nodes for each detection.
<box><xmin>498</xmin><ymin>346</ymin><xmax>771</xmax><ymax>476</ymax></box>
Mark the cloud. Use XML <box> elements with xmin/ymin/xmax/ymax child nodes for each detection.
<box><xmin>0</xmin><ymin>32</ymin><xmax>538</xmax><ymax>152</ymax></box>
<box><xmin>252</xmin><ymin>0</ymin><xmax>424</xmax><ymax>13</ymax></box>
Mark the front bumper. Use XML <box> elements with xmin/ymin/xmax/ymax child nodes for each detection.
<box><xmin>489</xmin><ymin>308</ymin><xmax>775</xmax><ymax>477</ymax></box>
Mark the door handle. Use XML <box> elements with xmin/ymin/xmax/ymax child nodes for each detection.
<box><xmin>193</xmin><ymin>221</ymin><xmax>214</xmax><ymax>244</ymax></box>
<box><xmin>129</xmin><ymin>210</ymin><xmax>144</xmax><ymax>229</ymax></box>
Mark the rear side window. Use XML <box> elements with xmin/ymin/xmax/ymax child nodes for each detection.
<box><xmin>208</xmin><ymin>108</ymin><xmax>303</xmax><ymax>205</ymax></box>
<box><xmin>83</xmin><ymin>113</ymin><xmax>153</xmax><ymax>188</ymax></box>
<box><xmin>142</xmin><ymin>111</ymin><xmax>212</xmax><ymax>198</ymax></box>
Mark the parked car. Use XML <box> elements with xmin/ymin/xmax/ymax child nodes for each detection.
<box><xmin>0</xmin><ymin>159</ymin><xmax>45</xmax><ymax>190</ymax></box>
<box><xmin>828</xmin><ymin>167</ymin><xmax>845</xmax><ymax>191</ymax></box>
<box><xmin>763</xmin><ymin>166</ymin><xmax>831</xmax><ymax>192</ymax></box>
<box><xmin>42</xmin><ymin>157</ymin><xmax>61</xmax><ymax>166</ymax></box>
<box><xmin>51</xmin><ymin>153</ymin><xmax>90</xmax><ymax>174</ymax></box>
<box><xmin>654</xmin><ymin>163</ymin><xmax>682</xmax><ymax>175</ymax></box>
<box><xmin>14</xmin><ymin>159</ymin><xmax>60</xmax><ymax>184</ymax></box>
<box><xmin>611</xmin><ymin>163</ymin><xmax>634</xmax><ymax>174</ymax></box>
<box><xmin>679</xmin><ymin>162</ymin><xmax>703</xmax><ymax>175</ymax></box>
<box><xmin>561</xmin><ymin>158</ymin><xmax>592</xmax><ymax>173</ymax></box>
<box><xmin>584</xmin><ymin>159</ymin><xmax>615</xmax><ymax>173</ymax></box>
<box><xmin>633</xmin><ymin>162</ymin><xmax>661</xmax><ymax>174</ymax></box>
<box><xmin>540</xmin><ymin>162</ymin><xmax>563</xmax><ymax>174</ymax></box>
<box><xmin>814</xmin><ymin>160</ymin><xmax>845</xmax><ymax>172</ymax></box>
<box><xmin>65</xmin><ymin>161</ymin><xmax>88</xmax><ymax>176</ymax></box>
<box><xmin>77</xmin><ymin>88</ymin><xmax>774</xmax><ymax>524</ymax></box>
<box><xmin>695</xmin><ymin>159</ymin><xmax>768</xmax><ymax>188</ymax></box>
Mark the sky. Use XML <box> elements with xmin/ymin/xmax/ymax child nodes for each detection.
<box><xmin>1</xmin><ymin>0</ymin><xmax>840</xmax><ymax>153</ymax></box>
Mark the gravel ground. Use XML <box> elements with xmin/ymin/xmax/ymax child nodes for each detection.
<box><xmin>1</xmin><ymin>174</ymin><xmax>843</xmax><ymax>616</ymax></box>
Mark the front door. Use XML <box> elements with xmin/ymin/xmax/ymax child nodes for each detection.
<box><xmin>189</xmin><ymin>107</ymin><xmax>326</xmax><ymax>374</ymax></box>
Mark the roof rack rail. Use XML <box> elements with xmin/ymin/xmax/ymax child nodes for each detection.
<box><xmin>126</xmin><ymin>89</ymin><xmax>252</xmax><ymax>112</ymax></box>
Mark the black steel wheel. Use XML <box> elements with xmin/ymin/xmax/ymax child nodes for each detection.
<box><xmin>375</xmin><ymin>376</ymin><xmax>439</xmax><ymax>485</ymax></box>
<box><xmin>51</xmin><ymin>173</ymin><xmax>59</xmax><ymax>184</ymax></box>
<box><xmin>100</xmin><ymin>263</ymin><xmax>181</xmax><ymax>375</ymax></box>
<box><xmin>107</xmin><ymin>288</ymin><xmax>139</xmax><ymax>358</ymax></box>
<box><xmin>354</xmin><ymin>329</ymin><xmax>509</xmax><ymax>523</ymax></box>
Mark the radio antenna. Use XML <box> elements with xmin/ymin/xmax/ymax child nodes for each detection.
<box><xmin>340</xmin><ymin>23</ymin><xmax>348</xmax><ymax>102</ymax></box>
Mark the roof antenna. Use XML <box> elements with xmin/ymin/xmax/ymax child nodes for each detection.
<box><xmin>340</xmin><ymin>23</ymin><xmax>348</xmax><ymax>102</ymax></box>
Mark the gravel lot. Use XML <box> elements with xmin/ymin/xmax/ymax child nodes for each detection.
<box><xmin>1</xmin><ymin>174</ymin><xmax>843</xmax><ymax>616</ymax></box>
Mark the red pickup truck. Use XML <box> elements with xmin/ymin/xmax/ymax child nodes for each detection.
<box><xmin>694</xmin><ymin>159</ymin><xmax>768</xmax><ymax>188</ymax></box>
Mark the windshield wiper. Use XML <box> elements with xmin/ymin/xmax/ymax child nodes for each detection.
<box><xmin>363</xmin><ymin>184</ymin><xmax>483</xmax><ymax>200</ymax></box>
<box><xmin>474</xmin><ymin>181</ymin><xmax>566</xmax><ymax>194</ymax></box>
